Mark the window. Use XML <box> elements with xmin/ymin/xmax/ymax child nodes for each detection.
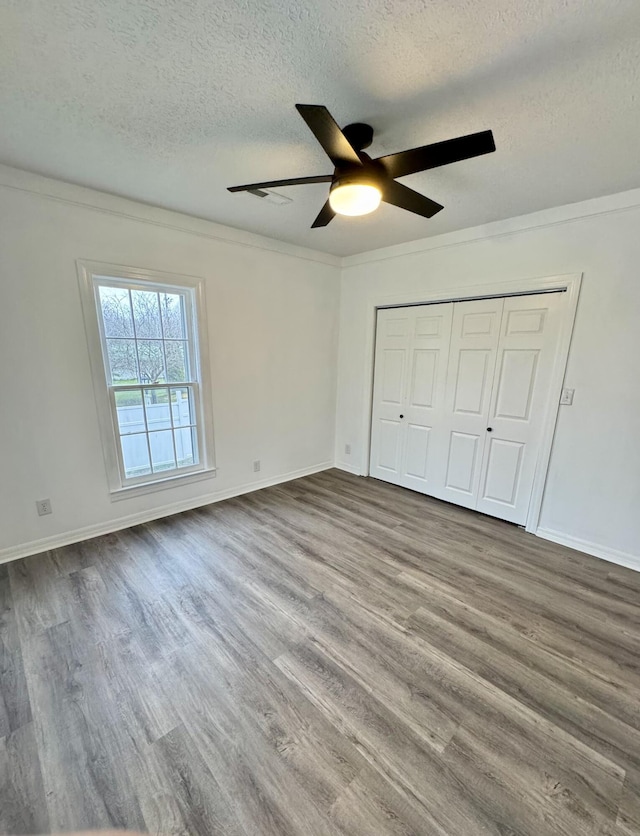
<box><xmin>78</xmin><ymin>262</ymin><xmax>215</xmax><ymax>497</ymax></box>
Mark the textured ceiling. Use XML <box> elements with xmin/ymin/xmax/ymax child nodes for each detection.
<box><xmin>1</xmin><ymin>0</ymin><xmax>640</xmax><ymax>256</ymax></box>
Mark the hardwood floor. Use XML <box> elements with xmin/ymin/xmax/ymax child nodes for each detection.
<box><xmin>1</xmin><ymin>468</ymin><xmax>639</xmax><ymax>835</ymax></box>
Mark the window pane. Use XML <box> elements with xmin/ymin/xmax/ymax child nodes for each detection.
<box><xmin>160</xmin><ymin>293</ymin><xmax>186</xmax><ymax>339</ymax></box>
<box><xmin>165</xmin><ymin>341</ymin><xmax>189</xmax><ymax>382</ymax></box>
<box><xmin>144</xmin><ymin>388</ymin><xmax>171</xmax><ymax>430</ymax></box>
<box><xmin>90</xmin><ymin>271</ymin><xmax>206</xmax><ymax>489</ymax></box>
<box><xmin>106</xmin><ymin>338</ymin><xmax>139</xmax><ymax>383</ymax></box>
<box><xmin>170</xmin><ymin>387</ymin><xmax>193</xmax><ymax>427</ymax></box>
<box><xmin>99</xmin><ymin>286</ymin><xmax>134</xmax><ymax>337</ymax></box>
<box><xmin>174</xmin><ymin>427</ymin><xmax>196</xmax><ymax>467</ymax></box>
<box><xmin>120</xmin><ymin>434</ymin><xmax>151</xmax><ymax>478</ymax></box>
<box><xmin>115</xmin><ymin>390</ymin><xmax>146</xmax><ymax>434</ymax></box>
<box><xmin>131</xmin><ymin>290</ymin><xmax>162</xmax><ymax>338</ymax></box>
<box><xmin>137</xmin><ymin>340</ymin><xmax>165</xmax><ymax>383</ymax></box>
<box><xmin>149</xmin><ymin>430</ymin><xmax>176</xmax><ymax>473</ymax></box>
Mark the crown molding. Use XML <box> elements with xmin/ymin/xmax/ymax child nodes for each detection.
<box><xmin>4</xmin><ymin>163</ymin><xmax>640</xmax><ymax>271</ymax></box>
<box><xmin>341</xmin><ymin>186</ymin><xmax>640</xmax><ymax>268</ymax></box>
<box><xmin>0</xmin><ymin>163</ymin><xmax>341</xmax><ymax>268</ymax></box>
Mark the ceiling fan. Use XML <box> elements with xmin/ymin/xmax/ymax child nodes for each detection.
<box><xmin>228</xmin><ymin>104</ymin><xmax>496</xmax><ymax>228</ymax></box>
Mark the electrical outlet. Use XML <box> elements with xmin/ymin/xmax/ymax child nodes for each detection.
<box><xmin>345</xmin><ymin>443</ymin><xmax>351</xmax><ymax>455</ymax></box>
<box><xmin>253</xmin><ymin>460</ymin><xmax>261</xmax><ymax>473</ymax></box>
<box><xmin>36</xmin><ymin>498</ymin><xmax>52</xmax><ymax>516</ymax></box>
<box><xmin>560</xmin><ymin>388</ymin><xmax>575</xmax><ymax>406</ymax></box>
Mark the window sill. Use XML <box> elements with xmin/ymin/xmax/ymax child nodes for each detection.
<box><xmin>110</xmin><ymin>466</ymin><xmax>217</xmax><ymax>501</ymax></box>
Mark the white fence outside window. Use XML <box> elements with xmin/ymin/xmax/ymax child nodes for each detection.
<box><xmin>116</xmin><ymin>396</ymin><xmax>195</xmax><ymax>476</ymax></box>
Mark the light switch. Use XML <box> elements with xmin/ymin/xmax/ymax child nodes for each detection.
<box><xmin>560</xmin><ymin>388</ymin><xmax>574</xmax><ymax>405</ymax></box>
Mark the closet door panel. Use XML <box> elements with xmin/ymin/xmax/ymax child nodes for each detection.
<box><xmin>370</xmin><ymin>304</ymin><xmax>453</xmax><ymax>491</ymax></box>
<box><xmin>452</xmin><ymin>350</ymin><xmax>493</xmax><ymax>415</ymax></box>
<box><xmin>436</xmin><ymin>298</ymin><xmax>504</xmax><ymax>508</ymax></box>
<box><xmin>401</xmin><ymin>304</ymin><xmax>453</xmax><ymax>492</ymax></box>
<box><xmin>445</xmin><ymin>432</ymin><xmax>480</xmax><ymax>494</ymax></box>
<box><xmin>375</xmin><ymin>418</ymin><xmax>403</xmax><ymax>474</ymax></box>
<box><xmin>379</xmin><ymin>348</ymin><xmax>406</xmax><ymax>406</ymax></box>
<box><xmin>404</xmin><ymin>423</ymin><xmax>431</xmax><ymax>480</ymax></box>
<box><xmin>369</xmin><ymin>310</ymin><xmax>412</xmax><ymax>484</ymax></box>
<box><xmin>409</xmin><ymin>349</ymin><xmax>438</xmax><ymax>408</ymax></box>
<box><xmin>476</xmin><ymin>294</ymin><xmax>563</xmax><ymax>524</ymax></box>
<box><xmin>482</xmin><ymin>437</ymin><xmax>524</xmax><ymax>504</ymax></box>
<box><xmin>493</xmin><ymin>349</ymin><xmax>539</xmax><ymax>420</ymax></box>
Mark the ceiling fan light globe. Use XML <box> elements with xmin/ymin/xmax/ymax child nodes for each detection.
<box><xmin>329</xmin><ymin>182</ymin><xmax>381</xmax><ymax>216</ymax></box>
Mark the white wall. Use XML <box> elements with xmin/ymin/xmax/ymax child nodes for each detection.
<box><xmin>0</xmin><ymin>166</ymin><xmax>341</xmax><ymax>560</ymax></box>
<box><xmin>335</xmin><ymin>191</ymin><xmax>640</xmax><ymax>567</ymax></box>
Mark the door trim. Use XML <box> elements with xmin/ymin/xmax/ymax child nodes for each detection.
<box><xmin>361</xmin><ymin>273</ymin><xmax>582</xmax><ymax>534</ymax></box>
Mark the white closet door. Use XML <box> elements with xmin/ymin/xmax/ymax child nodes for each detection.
<box><xmin>475</xmin><ymin>293</ymin><xmax>562</xmax><ymax>524</ymax></box>
<box><xmin>369</xmin><ymin>308</ymin><xmax>411</xmax><ymax>484</ymax></box>
<box><xmin>437</xmin><ymin>298</ymin><xmax>504</xmax><ymax>509</ymax></box>
<box><xmin>369</xmin><ymin>304</ymin><xmax>453</xmax><ymax>491</ymax></box>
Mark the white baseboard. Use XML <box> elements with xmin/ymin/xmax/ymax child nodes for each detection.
<box><xmin>0</xmin><ymin>462</ymin><xmax>333</xmax><ymax>566</ymax></box>
<box><xmin>536</xmin><ymin>527</ymin><xmax>640</xmax><ymax>573</ymax></box>
<box><xmin>334</xmin><ymin>462</ymin><xmax>363</xmax><ymax>476</ymax></box>
<box><xmin>7</xmin><ymin>469</ymin><xmax>636</xmax><ymax>577</ymax></box>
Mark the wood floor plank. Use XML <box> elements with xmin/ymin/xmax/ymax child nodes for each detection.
<box><xmin>154</xmin><ymin>644</ymin><xmax>348</xmax><ymax>835</ymax></box>
<box><xmin>617</xmin><ymin>768</ymin><xmax>640</xmax><ymax>835</ymax></box>
<box><xmin>134</xmin><ymin>723</ymin><xmax>244</xmax><ymax>836</ymax></box>
<box><xmin>7</xmin><ymin>554</ymin><xmax>67</xmax><ymax>639</ymax></box>
<box><xmin>0</xmin><ymin>722</ymin><xmax>49</xmax><ymax>836</ymax></box>
<box><xmin>275</xmin><ymin>641</ymin><xmax>501</xmax><ymax>835</ymax></box>
<box><xmin>1</xmin><ymin>469</ymin><xmax>638</xmax><ymax>835</ymax></box>
<box><xmin>276</xmin><ymin>613</ymin><xmax>625</xmax><ymax>833</ymax></box>
<box><xmin>442</xmin><ymin>721</ymin><xmax>609</xmax><ymax>836</ymax></box>
<box><xmin>281</xmin><ymin>588</ymin><xmax>459</xmax><ymax>751</ymax></box>
<box><xmin>397</xmin><ymin>566</ymin><xmax>640</xmax><ymax>684</ymax></box>
<box><xmin>155</xmin><ymin>582</ymin><xmax>366</xmax><ymax>817</ymax></box>
<box><xmin>0</xmin><ymin>566</ymin><xmax>31</xmax><ymax>737</ymax></box>
<box><xmin>329</xmin><ymin>762</ymin><xmax>440</xmax><ymax>836</ymax></box>
<box><xmin>407</xmin><ymin>596</ymin><xmax>640</xmax><ymax>752</ymax></box>
<box><xmin>20</xmin><ymin>620</ymin><xmax>148</xmax><ymax>832</ymax></box>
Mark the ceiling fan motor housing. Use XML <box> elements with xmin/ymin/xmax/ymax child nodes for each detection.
<box><xmin>342</xmin><ymin>122</ymin><xmax>374</xmax><ymax>151</ymax></box>
<box><xmin>331</xmin><ymin>165</ymin><xmax>381</xmax><ymax>190</ymax></box>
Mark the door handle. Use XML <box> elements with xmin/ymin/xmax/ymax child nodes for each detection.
<box><xmin>487</xmin><ymin>427</ymin><xmax>493</xmax><ymax>432</ymax></box>
<box><xmin>399</xmin><ymin>414</ymin><xmax>404</xmax><ymax>419</ymax></box>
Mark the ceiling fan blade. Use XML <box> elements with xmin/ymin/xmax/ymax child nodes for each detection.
<box><xmin>376</xmin><ymin>130</ymin><xmax>495</xmax><ymax>179</ymax></box>
<box><xmin>296</xmin><ymin>104</ymin><xmax>362</xmax><ymax>168</ymax></box>
<box><xmin>382</xmin><ymin>180</ymin><xmax>443</xmax><ymax>219</ymax></box>
<box><xmin>228</xmin><ymin>174</ymin><xmax>333</xmax><ymax>193</ymax></box>
<box><xmin>311</xmin><ymin>199</ymin><xmax>336</xmax><ymax>228</ymax></box>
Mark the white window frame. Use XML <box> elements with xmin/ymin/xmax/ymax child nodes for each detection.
<box><xmin>78</xmin><ymin>260</ymin><xmax>216</xmax><ymax>499</ymax></box>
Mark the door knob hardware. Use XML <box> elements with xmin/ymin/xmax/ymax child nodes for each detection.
<box><xmin>399</xmin><ymin>414</ymin><xmax>404</xmax><ymax>419</ymax></box>
<box><xmin>487</xmin><ymin>427</ymin><xmax>493</xmax><ymax>432</ymax></box>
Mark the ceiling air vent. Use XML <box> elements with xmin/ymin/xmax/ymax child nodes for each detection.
<box><xmin>247</xmin><ymin>189</ymin><xmax>292</xmax><ymax>206</ymax></box>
